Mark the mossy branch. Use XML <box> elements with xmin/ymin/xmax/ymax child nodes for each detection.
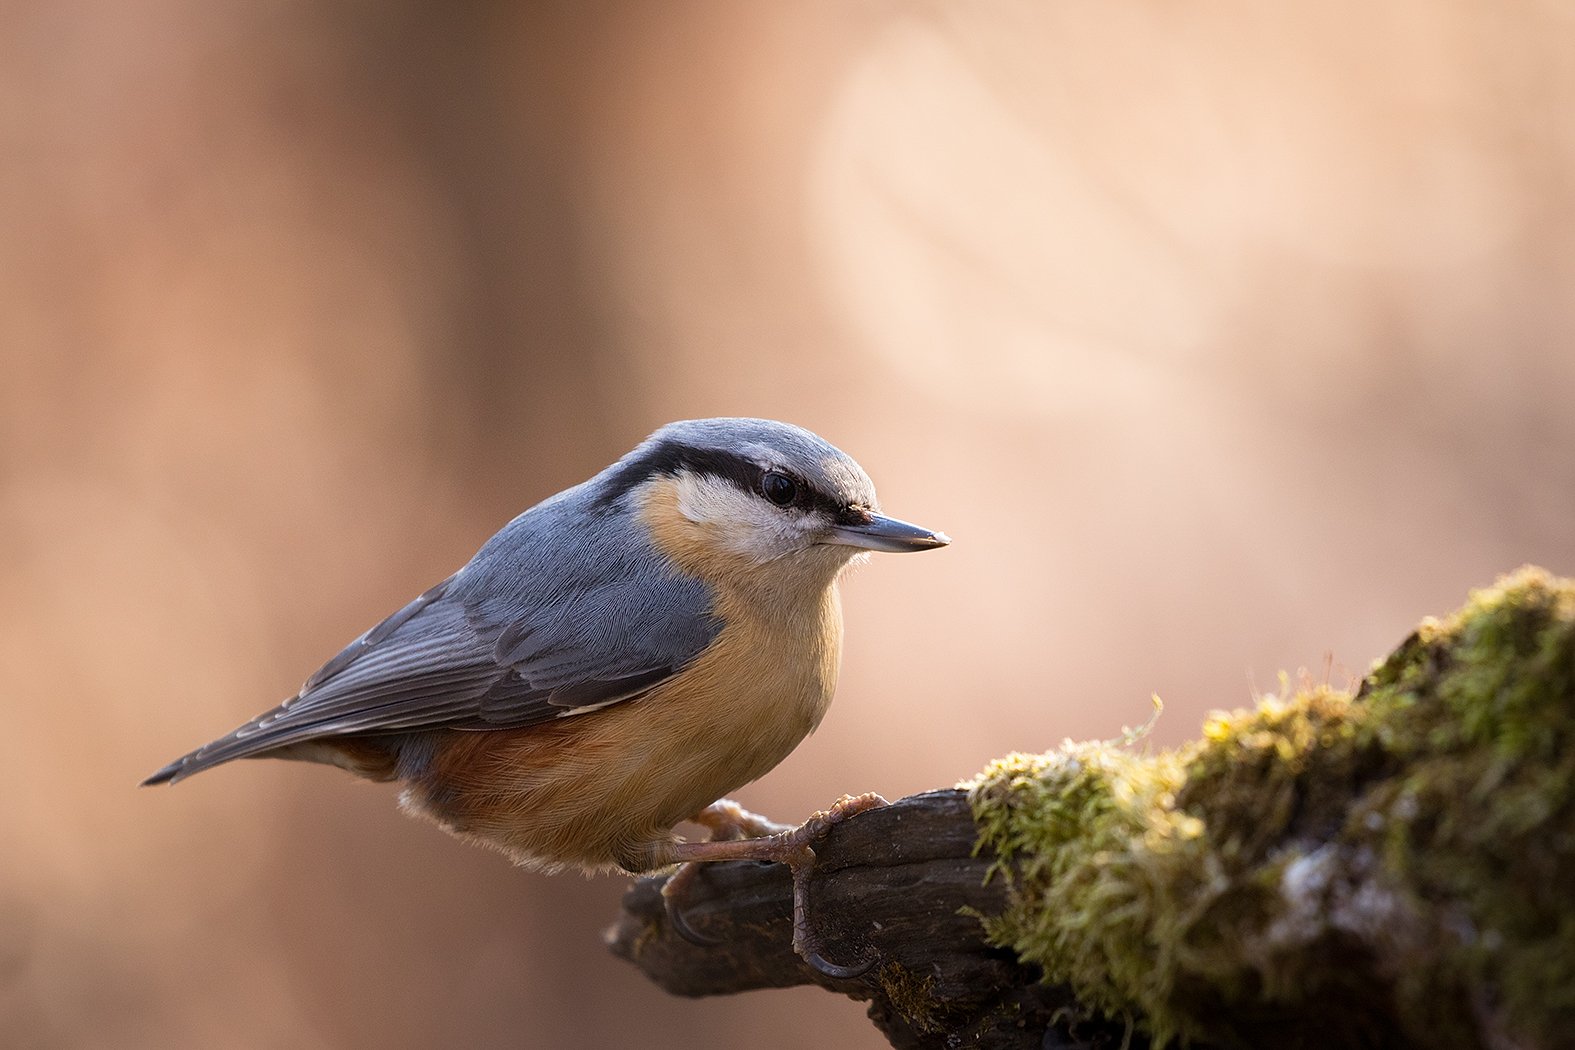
<box><xmin>607</xmin><ymin>790</ymin><xmax>1140</xmax><ymax>1049</ymax></box>
<box><xmin>609</xmin><ymin>567</ymin><xmax>1575</xmax><ymax>1050</ymax></box>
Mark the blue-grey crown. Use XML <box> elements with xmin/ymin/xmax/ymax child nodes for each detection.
<box><xmin>596</xmin><ymin>418</ymin><xmax>879</xmax><ymax>520</ymax></box>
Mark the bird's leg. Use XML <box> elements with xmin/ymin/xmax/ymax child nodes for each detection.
<box><xmin>658</xmin><ymin>799</ymin><xmax>797</xmax><ymax>944</ymax></box>
<box><xmin>659</xmin><ymin>792</ymin><xmax>889</xmax><ymax>979</ymax></box>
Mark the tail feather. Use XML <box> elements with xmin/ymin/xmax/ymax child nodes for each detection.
<box><xmin>141</xmin><ymin>695</ymin><xmax>331</xmax><ymax>786</ymax></box>
<box><xmin>140</xmin><ymin>715</ymin><xmax>291</xmax><ymax>786</ymax></box>
<box><xmin>140</xmin><ymin>759</ymin><xmax>185</xmax><ymax>786</ymax></box>
<box><xmin>142</xmin><ymin>718</ymin><xmax>405</xmax><ymax>786</ymax></box>
<box><xmin>140</xmin><ymin>745</ymin><xmax>236</xmax><ymax>786</ymax></box>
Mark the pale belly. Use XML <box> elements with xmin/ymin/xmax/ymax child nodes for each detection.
<box><xmin>398</xmin><ymin>595</ymin><xmax>844</xmax><ymax>873</ymax></box>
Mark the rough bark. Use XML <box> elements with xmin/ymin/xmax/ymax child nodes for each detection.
<box><xmin>606</xmin><ymin>790</ymin><xmax>1148</xmax><ymax>1050</ymax></box>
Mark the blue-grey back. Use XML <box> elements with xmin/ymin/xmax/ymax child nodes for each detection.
<box><xmin>143</xmin><ymin>468</ymin><xmax>723</xmax><ymax>783</ymax></box>
<box><xmin>453</xmin><ymin>475</ymin><xmax>723</xmax><ymax>701</ymax></box>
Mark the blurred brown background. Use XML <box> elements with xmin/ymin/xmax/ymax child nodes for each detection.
<box><xmin>3</xmin><ymin>2</ymin><xmax>1573</xmax><ymax>1048</ymax></box>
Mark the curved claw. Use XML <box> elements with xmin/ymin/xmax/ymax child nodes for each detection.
<box><xmin>664</xmin><ymin>895</ymin><xmax>722</xmax><ymax>946</ymax></box>
<box><xmin>661</xmin><ymin>862</ymin><xmax>722</xmax><ymax>946</ymax></box>
<box><xmin>665</xmin><ymin>793</ymin><xmax>892</xmax><ymax>976</ymax></box>
<box><xmin>805</xmin><ymin>945</ymin><xmax>879</xmax><ymax>980</ymax></box>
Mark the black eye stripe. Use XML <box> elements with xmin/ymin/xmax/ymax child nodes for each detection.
<box><xmin>598</xmin><ymin>441</ymin><xmax>756</xmax><ymax>505</ymax></box>
<box><xmin>756</xmin><ymin>467</ymin><xmax>840</xmax><ymax>518</ymax></box>
<box><xmin>598</xmin><ymin>438</ymin><xmax>851</xmax><ymax>519</ymax></box>
<box><xmin>836</xmin><ymin>503</ymin><xmax>874</xmax><ymax>527</ymax></box>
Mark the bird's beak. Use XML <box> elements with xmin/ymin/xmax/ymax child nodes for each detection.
<box><xmin>826</xmin><ymin>513</ymin><xmax>951</xmax><ymax>553</ymax></box>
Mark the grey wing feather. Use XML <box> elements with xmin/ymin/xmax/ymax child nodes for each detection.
<box><xmin>144</xmin><ymin>498</ymin><xmax>721</xmax><ymax>785</ymax></box>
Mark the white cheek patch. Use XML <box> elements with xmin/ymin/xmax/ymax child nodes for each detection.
<box><xmin>673</xmin><ymin>472</ymin><xmax>756</xmax><ymax>525</ymax></box>
<box><xmin>672</xmin><ymin>472</ymin><xmax>809</xmax><ymax>561</ymax></box>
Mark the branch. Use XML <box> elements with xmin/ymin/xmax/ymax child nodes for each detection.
<box><xmin>610</xmin><ymin>570</ymin><xmax>1575</xmax><ymax>1050</ymax></box>
<box><xmin>606</xmin><ymin>790</ymin><xmax>1146</xmax><ymax>1050</ymax></box>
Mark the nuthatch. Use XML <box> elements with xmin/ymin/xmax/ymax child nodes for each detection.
<box><xmin>145</xmin><ymin>417</ymin><xmax>948</xmax><ymax>975</ymax></box>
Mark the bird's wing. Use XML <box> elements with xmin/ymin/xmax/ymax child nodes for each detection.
<box><xmin>144</xmin><ymin>548</ymin><xmax>722</xmax><ymax>784</ymax></box>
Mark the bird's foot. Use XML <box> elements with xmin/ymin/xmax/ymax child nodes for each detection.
<box><xmin>689</xmin><ymin>798</ymin><xmax>795</xmax><ymax>841</ymax></box>
<box><xmin>661</xmin><ymin>792</ymin><xmax>889</xmax><ymax>978</ymax></box>
<box><xmin>658</xmin><ymin>798</ymin><xmax>797</xmax><ymax>943</ymax></box>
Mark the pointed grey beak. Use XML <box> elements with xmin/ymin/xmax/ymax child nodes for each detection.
<box><xmin>826</xmin><ymin>513</ymin><xmax>951</xmax><ymax>553</ymax></box>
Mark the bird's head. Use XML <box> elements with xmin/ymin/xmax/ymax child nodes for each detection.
<box><xmin>601</xmin><ymin>418</ymin><xmax>949</xmax><ymax>588</ymax></box>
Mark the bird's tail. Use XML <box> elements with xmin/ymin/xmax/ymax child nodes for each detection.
<box><xmin>140</xmin><ymin>743</ymin><xmax>237</xmax><ymax>786</ymax></box>
<box><xmin>140</xmin><ymin>708</ymin><xmax>295</xmax><ymax>786</ymax></box>
<box><xmin>142</xmin><ymin>720</ymin><xmax>403</xmax><ymax>786</ymax></box>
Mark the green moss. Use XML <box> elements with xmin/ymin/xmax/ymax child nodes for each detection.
<box><xmin>965</xmin><ymin>567</ymin><xmax>1575</xmax><ymax>1049</ymax></box>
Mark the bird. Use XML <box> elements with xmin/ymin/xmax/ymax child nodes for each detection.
<box><xmin>144</xmin><ymin>417</ymin><xmax>949</xmax><ymax>975</ymax></box>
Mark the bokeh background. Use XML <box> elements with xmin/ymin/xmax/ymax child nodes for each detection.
<box><xmin>4</xmin><ymin>3</ymin><xmax>1574</xmax><ymax>1048</ymax></box>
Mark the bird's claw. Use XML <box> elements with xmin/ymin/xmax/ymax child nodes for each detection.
<box><xmin>660</xmin><ymin>862</ymin><xmax>722</xmax><ymax>945</ymax></box>
<box><xmin>805</xmin><ymin>946</ymin><xmax>879</xmax><ymax>980</ymax></box>
<box><xmin>665</xmin><ymin>899</ymin><xmax>722</xmax><ymax>946</ymax></box>
<box><xmin>665</xmin><ymin>792</ymin><xmax>891</xmax><ymax>978</ymax></box>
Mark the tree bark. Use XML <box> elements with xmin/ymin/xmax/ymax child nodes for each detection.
<box><xmin>606</xmin><ymin>790</ymin><xmax>1149</xmax><ymax>1050</ymax></box>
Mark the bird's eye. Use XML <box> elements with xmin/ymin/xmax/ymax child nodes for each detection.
<box><xmin>760</xmin><ymin>470</ymin><xmax>798</xmax><ymax>507</ymax></box>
